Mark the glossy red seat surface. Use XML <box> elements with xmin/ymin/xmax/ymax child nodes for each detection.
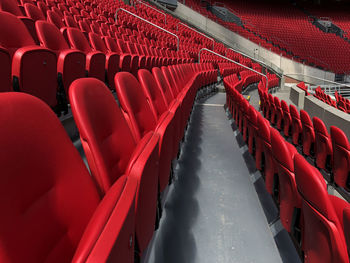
<box><xmin>69</xmin><ymin>78</ymin><xmax>159</xmax><ymax>255</ymax></box>
<box><xmin>295</xmin><ymin>154</ymin><xmax>349</xmax><ymax>263</ymax></box>
<box><xmin>115</xmin><ymin>72</ymin><xmax>174</xmax><ymax>193</ymax></box>
<box><xmin>312</xmin><ymin>117</ymin><xmax>332</xmax><ymax>171</ymax></box>
<box><xmin>0</xmin><ymin>92</ymin><xmax>137</xmax><ymax>263</ymax></box>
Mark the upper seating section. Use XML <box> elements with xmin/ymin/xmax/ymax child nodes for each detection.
<box><xmin>181</xmin><ymin>0</ymin><xmax>350</xmax><ymax>74</ymax></box>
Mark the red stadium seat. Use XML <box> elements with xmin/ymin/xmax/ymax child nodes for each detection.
<box><xmin>35</xmin><ymin>20</ymin><xmax>86</xmax><ymax>102</ymax></box>
<box><xmin>89</xmin><ymin>32</ymin><xmax>119</xmax><ymax>90</ymax></box>
<box><xmin>274</xmin><ymin>96</ymin><xmax>283</xmax><ymax>130</ymax></box>
<box><xmin>330</xmin><ymin>126</ymin><xmax>350</xmax><ymax>190</ymax></box>
<box><xmin>295</xmin><ymin>154</ymin><xmax>349</xmax><ymax>263</ymax></box>
<box><xmin>290</xmin><ymin>104</ymin><xmax>302</xmax><ymax>146</ymax></box>
<box><xmin>255</xmin><ymin>113</ymin><xmax>275</xmax><ymax>194</ymax></box>
<box><xmin>312</xmin><ymin>117</ymin><xmax>332</xmax><ymax>171</ymax></box>
<box><xmin>115</xmin><ymin>72</ymin><xmax>175</xmax><ymax>193</ymax></box>
<box><xmin>66</xmin><ymin>27</ymin><xmax>106</xmax><ymax>82</ymax></box>
<box><xmin>0</xmin><ymin>92</ymin><xmax>137</xmax><ymax>263</ymax></box>
<box><xmin>270</xmin><ymin>128</ymin><xmax>301</xmax><ymax>233</ymax></box>
<box><xmin>69</xmin><ymin>78</ymin><xmax>160</xmax><ymax>257</ymax></box>
<box><xmin>281</xmin><ymin>100</ymin><xmax>291</xmax><ymax>137</ymax></box>
<box><xmin>0</xmin><ymin>11</ymin><xmax>58</xmax><ymax>110</ymax></box>
<box><xmin>300</xmin><ymin>110</ymin><xmax>315</xmax><ymax>157</ymax></box>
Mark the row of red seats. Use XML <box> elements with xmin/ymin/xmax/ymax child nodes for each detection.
<box><xmin>226</xmin><ymin>80</ymin><xmax>350</xmax><ymax>263</ymax></box>
<box><xmin>296</xmin><ymin>81</ymin><xmax>310</xmax><ymax>96</ymax></box>
<box><xmin>335</xmin><ymin>91</ymin><xmax>350</xmax><ymax>114</ymax></box>
<box><xmin>314</xmin><ymin>86</ymin><xmax>338</xmax><ymax>108</ymax></box>
<box><xmin>0</xmin><ymin>61</ymin><xmax>217</xmax><ymax>262</ymax></box>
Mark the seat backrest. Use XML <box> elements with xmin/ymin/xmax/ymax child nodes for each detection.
<box><xmin>153</xmin><ymin>67</ymin><xmax>174</xmax><ymax>106</ymax></box>
<box><xmin>0</xmin><ymin>92</ymin><xmax>100</xmax><ymax>262</ymax></box>
<box><xmin>79</xmin><ymin>20</ymin><xmax>91</xmax><ymax>32</ymax></box>
<box><xmin>138</xmin><ymin>69</ymin><xmax>168</xmax><ymax>120</ymax></box>
<box><xmin>270</xmin><ymin>127</ymin><xmax>296</xmax><ymax>172</ymax></box>
<box><xmin>24</xmin><ymin>3</ymin><xmax>45</xmax><ymax>21</ymax></box>
<box><xmin>257</xmin><ymin>113</ymin><xmax>271</xmax><ymax>143</ymax></box>
<box><xmin>313</xmin><ymin>116</ymin><xmax>332</xmax><ymax>169</ymax></box>
<box><xmin>114</xmin><ymin>72</ymin><xmax>157</xmax><ymax>142</ymax></box>
<box><xmin>294</xmin><ymin>154</ymin><xmax>349</xmax><ymax>263</ymax></box>
<box><xmin>0</xmin><ymin>0</ymin><xmax>23</xmax><ymax>16</ymax></box>
<box><xmin>330</xmin><ymin>126</ymin><xmax>350</xmax><ymax>189</ymax></box>
<box><xmin>89</xmin><ymin>32</ymin><xmax>108</xmax><ymax>53</ymax></box>
<box><xmin>64</xmin><ymin>15</ymin><xmax>78</xmax><ymax>28</ymax></box>
<box><xmin>69</xmin><ymin>78</ymin><xmax>137</xmax><ymax>193</ymax></box>
<box><xmin>35</xmin><ymin>20</ymin><xmax>69</xmax><ymax>51</ymax></box>
<box><xmin>47</xmin><ymin>10</ymin><xmax>65</xmax><ymax>29</ymax></box>
<box><xmin>0</xmin><ymin>11</ymin><xmax>35</xmax><ymax>57</ymax></box>
<box><xmin>0</xmin><ymin>46</ymin><xmax>12</xmax><ymax>92</ymax></box>
<box><xmin>67</xmin><ymin>27</ymin><xmax>92</xmax><ymax>53</ymax></box>
<box><xmin>103</xmin><ymin>36</ymin><xmax>119</xmax><ymax>53</ymax></box>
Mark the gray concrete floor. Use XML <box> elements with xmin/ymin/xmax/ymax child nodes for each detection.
<box><xmin>143</xmin><ymin>93</ymin><xmax>282</xmax><ymax>263</ymax></box>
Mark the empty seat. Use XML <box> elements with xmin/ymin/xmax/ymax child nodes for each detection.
<box><xmin>115</xmin><ymin>72</ymin><xmax>175</xmax><ymax>193</ymax></box>
<box><xmin>35</xmin><ymin>20</ymin><xmax>85</xmax><ymax>102</ymax></box>
<box><xmin>0</xmin><ymin>92</ymin><xmax>137</xmax><ymax>263</ymax></box>
<box><xmin>103</xmin><ymin>36</ymin><xmax>133</xmax><ymax>73</ymax></box>
<box><xmin>0</xmin><ymin>46</ymin><xmax>12</xmax><ymax>92</ymax></box>
<box><xmin>330</xmin><ymin>126</ymin><xmax>350</xmax><ymax>190</ymax></box>
<box><xmin>0</xmin><ymin>11</ymin><xmax>58</xmax><ymax>110</ymax></box>
<box><xmin>313</xmin><ymin>116</ymin><xmax>332</xmax><ymax>171</ymax></box>
<box><xmin>69</xmin><ymin>78</ymin><xmax>159</xmax><ymax>257</ymax></box>
<box><xmin>290</xmin><ymin>104</ymin><xmax>302</xmax><ymax>146</ymax></box>
<box><xmin>24</xmin><ymin>3</ymin><xmax>45</xmax><ymax>21</ymax></box>
<box><xmin>247</xmin><ymin>104</ymin><xmax>258</xmax><ymax>155</ymax></box>
<box><xmin>66</xmin><ymin>27</ymin><xmax>106</xmax><ymax>82</ymax></box>
<box><xmin>138</xmin><ymin>69</ymin><xmax>178</xmax><ymax>158</ymax></box>
<box><xmin>294</xmin><ymin>154</ymin><xmax>349</xmax><ymax>263</ymax></box>
<box><xmin>281</xmin><ymin>100</ymin><xmax>291</xmax><ymax>137</ymax></box>
<box><xmin>270</xmin><ymin>128</ymin><xmax>301</xmax><ymax>233</ymax></box>
<box><xmin>89</xmin><ymin>32</ymin><xmax>119</xmax><ymax>90</ymax></box>
<box><xmin>274</xmin><ymin>96</ymin><xmax>283</xmax><ymax>130</ymax></box>
<box><xmin>255</xmin><ymin>113</ymin><xmax>275</xmax><ymax>194</ymax></box>
<box><xmin>300</xmin><ymin>109</ymin><xmax>315</xmax><ymax>157</ymax></box>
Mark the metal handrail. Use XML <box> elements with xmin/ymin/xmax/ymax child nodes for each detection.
<box><xmin>285</xmin><ymin>73</ymin><xmax>350</xmax><ymax>96</ymax></box>
<box><xmin>177</xmin><ymin>22</ymin><xmax>215</xmax><ymax>50</ymax></box>
<box><xmin>225</xmin><ymin>48</ymin><xmax>283</xmax><ymax>77</ymax></box>
<box><xmin>199</xmin><ymin>48</ymin><xmax>269</xmax><ymax>89</ymax></box>
<box><xmin>115</xmin><ymin>8</ymin><xmax>179</xmax><ymax>50</ymax></box>
<box><xmin>134</xmin><ymin>0</ymin><xmax>167</xmax><ymax>24</ymax></box>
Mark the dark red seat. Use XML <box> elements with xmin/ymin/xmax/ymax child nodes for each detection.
<box><xmin>69</xmin><ymin>78</ymin><xmax>159</xmax><ymax>257</ymax></box>
<box><xmin>330</xmin><ymin>126</ymin><xmax>350</xmax><ymax>190</ymax></box>
<box><xmin>270</xmin><ymin>128</ymin><xmax>301</xmax><ymax>232</ymax></box>
<box><xmin>66</xmin><ymin>27</ymin><xmax>106</xmax><ymax>82</ymax></box>
<box><xmin>0</xmin><ymin>92</ymin><xmax>137</xmax><ymax>263</ymax></box>
<box><xmin>103</xmin><ymin>36</ymin><xmax>133</xmax><ymax>73</ymax></box>
<box><xmin>35</xmin><ymin>20</ymin><xmax>85</xmax><ymax>102</ymax></box>
<box><xmin>274</xmin><ymin>96</ymin><xmax>283</xmax><ymax>130</ymax></box>
<box><xmin>138</xmin><ymin>69</ymin><xmax>178</xmax><ymax>158</ymax></box>
<box><xmin>0</xmin><ymin>46</ymin><xmax>12</xmax><ymax>92</ymax></box>
<box><xmin>247</xmin><ymin>105</ymin><xmax>258</xmax><ymax>155</ymax></box>
<box><xmin>24</xmin><ymin>3</ymin><xmax>45</xmax><ymax>21</ymax></box>
<box><xmin>116</xmin><ymin>38</ymin><xmax>138</xmax><ymax>75</ymax></box>
<box><xmin>115</xmin><ymin>72</ymin><xmax>174</xmax><ymax>193</ymax></box>
<box><xmin>281</xmin><ymin>100</ymin><xmax>291</xmax><ymax>137</ymax></box>
<box><xmin>255</xmin><ymin>113</ymin><xmax>275</xmax><ymax>194</ymax></box>
<box><xmin>290</xmin><ymin>104</ymin><xmax>302</xmax><ymax>146</ymax></box>
<box><xmin>313</xmin><ymin>117</ymin><xmax>332</xmax><ymax>171</ymax></box>
<box><xmin>0</xmin><ymin>11</ymin><xmax>58</xmax><ymax>110</ymax></box>
<box><xmin>89</xmin><ymin>32</ymin><xmax>119</xmax><ymax>90</ymax></box>
<box><xmin>294</xmin><ymin>154</ymin><xmax>349</xmax><ymax>263</ymax></box>
<box><xmin>300</xmin><ymin>109</ymin><xmax>315</xmax><ymax>157</ymax></box>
